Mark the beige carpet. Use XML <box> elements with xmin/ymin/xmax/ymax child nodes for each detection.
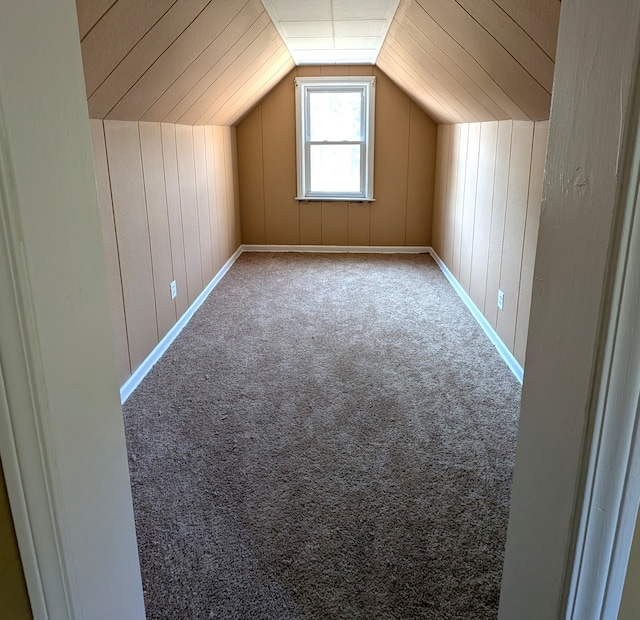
<box><xmin>123</xmin><ymin>252</ymin><xmax>521</xmax><ymax>619</ymax></box>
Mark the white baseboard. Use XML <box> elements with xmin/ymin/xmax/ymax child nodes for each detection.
<box><xmin>241</xmin><ymin>244</ymin><xmax>430</xmax><ymax>254</ymax></box>
<box><xmin>120</xmin><ymin>244</ymin><xmax>521</xmax><ymax>403</ymax></box>
<box><xmin>427</xmin><ymin>249</ymin><xmax>524</xmax><ymax>384</ymax></box>
<box><xmin>120</xmin><ymin>247</ymin><xmax>243</xmax><ymax>403</ymax></box>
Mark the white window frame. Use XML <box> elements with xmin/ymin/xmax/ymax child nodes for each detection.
<box><xmin>295</xmin><ymin>76</ymin><xmax>376</xmax><ymax>202</ymax></box>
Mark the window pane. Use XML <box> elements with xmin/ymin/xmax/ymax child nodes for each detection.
<box><xmin>309</xmin><ymin>91</ymin><xmax>362</xmax><ymax>141</ymax></box>
<box><xmin>309</xmin><ymin>144</ymin><xmax>361</xmax><ymax>193</ymax></box>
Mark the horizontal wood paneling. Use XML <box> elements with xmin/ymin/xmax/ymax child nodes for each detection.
<box><xmin>432</xmin><ymin>119</ymin><xmax>549</xmax><ymax>366</ymax></box>
<box><xmin>78</xmin><ymin>0</ymin><xmax>295</xmax><ymax>126</ymax></box>
<box><xmin>378</xmin><ymin>0</ymin><xmax>559</xmax><ymax>123</ymax></box>
<box><xmin>91</xmin><ymin>119</ymin><xmax>240</xmax><ymax>386</ymax></box>
<box><xmin>236</xmin><ymin>66</ymin><xmax>437</xmax><ymax>247</ymax></box>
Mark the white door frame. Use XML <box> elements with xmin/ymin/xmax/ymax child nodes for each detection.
<box><xmin>498</xmin><ymin>0</ymin><xmax>640</xmax><ymax>618</ymax></box>
<box><xmin>2</xmin><ymin>0</ymin><xmax>640</xmax><ymax>619</ymax></box>
<box><xmin>0</xmin><ymin>1</ymin><xmax>145</xmax><ymax>618</ymax></box>
<box><xmin>566</xmin><ymin>54</ymin><xmax>640</xmax><ymax>618</ymax></box>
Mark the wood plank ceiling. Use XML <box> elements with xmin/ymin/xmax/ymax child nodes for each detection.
<box><xmin>377</xmin><ymin>0</ymin><xmax>559</xmax><ymax>123</ymax></box>
<box><xmin>75</xmin><ymin>0</ymin><xmax>560</xmax><ymax>126</ymax></box>
<box><xmin>77</xmin><ymin>0</ymin><xmax>295</xmax><ymax>126</ymax></box>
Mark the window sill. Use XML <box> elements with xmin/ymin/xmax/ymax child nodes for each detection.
<box><xmin>295</xmin><ymin>197</ymin><xmax>375</xmax><ymax>203</ymax></box>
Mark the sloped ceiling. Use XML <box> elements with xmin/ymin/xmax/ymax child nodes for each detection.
<box><xmin>76</xmin><ymin>0</ymin><xmax>559</xmax><ymax>126</ymax></box>
<box><xmin>77</xmin><ymin>0</ymin><xmax>295</xmax><ymax>126</ymax></box>
<box><xmin>377</xmin><ymin>0</ymin><xmax>559</xmax><ymax>123</ymax></box>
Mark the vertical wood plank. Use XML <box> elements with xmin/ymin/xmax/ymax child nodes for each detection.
<box><xmin>321</xmin><ymin>202</ymin><xmax>349</xmax><ymax>245</ymax></box>
<box><xmin>230</xmin><ymin>127</ymin><xmax>242</xmax><ymax>250</ymax></box>
<box><xmin>204</xmin><ymin>125</ymin><xmax>222</xmax><ymax>273</ymax></box>
<box><xmin>496</xmin><ymin>120</ymin><xmax>534</xmax><ymax>350</ymax></box>
<box><xmin>406</xmin><ymin>102</ymin><xmax>437</xmax><ymax>246</ymax></box>
<box><xmin>300</xmin><ymin>202</ymin><xmax>322</xmax><ymax>245</ymax></box>
<box><xmin>432</xmin><ymin>123</ymin><xmax>452</xmax><ymax>257</ymax></box>
<box><xmin>370</xmin><ymin>68</ymin><xmax>410</xmax><ymax>245</ymax></box>
<box><xmin>451</xmin><ymin>123</ymin><xmax>469</xmax><ymax>278</ymax></box>
<box><xmin>193</xmin><ymin>125</ymin><xmax>214</xmax><ymax>285</ymax></box>
<box><xmin>103</xmin><ymin>119</ymin><xmax>158</xmax><ymax>370</ymax></box>
<box><xmin>160</xmin><ymin>122</ymin><xmax>189</xmax><ymax>317</ymax></box>
<box><xmin>469</xmin><ymin>121</ymin><xmax>499</xmax><ymax>312</ymax></box>
<box><xmin>459</xmin><ymin>122</ymin><xmax>481</xmax><ymax>289</ymax></box>
<box><xmin>223</xmin><ymin>127</ymin><xmax>240</xmax><ymax>255</ymax></box>
<box><xmin>348</xmin><ymin>203</ymin><xmax>371</xmax><ymax>246</ymax></box>
<box><xmin>89</xmin><ymin>119</ymin><xmax>131</xmax><ymax>383</ymax></box>
<box><xmin>485</xmin><ymin>120</ymin><xmax>513</xmax><ymax>328</ymax></box>
<box><xmin>514</xmin><ymin>120</ymin><xmax>549</xmax><ymax>364</ymax></box>
<box><xmin>175</xmin><ymin>124</ymin><xmax>203</xmax><ymax>304</ymax></box>
<box><xmin>139</xmin><ymin>121</ymin><xmax>176</xmax><ymax>340</ymax></box>
<box><xmin>262</xmin><ymin>73</ymin><xmax>299</xmax><ymax>244</ymax></box>
<box><xmin>443</xmin><ymin>123</ymin><xmax>460</xmax><ymax>267</ymax></box>
<box><xmin>212</xmin><ymin>125</ymin><xmax>231</xmax><ymax>262</ymax></box>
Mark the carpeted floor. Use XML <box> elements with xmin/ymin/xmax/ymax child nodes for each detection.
<box><xmin>123</xmin><ymin>252</ymin><xmax>521</xmax><ymax>620</ymax></box>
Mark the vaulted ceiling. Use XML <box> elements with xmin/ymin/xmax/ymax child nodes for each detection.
<box><xmin>76</xmin><ymin>0</ymin><xmax>560</xmax><ymax>125</ymax></box>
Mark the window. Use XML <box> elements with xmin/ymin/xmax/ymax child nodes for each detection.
<box><xmin>295</xmin><ymin>77</ymin><xmax>375</xmax><ymax>201</ymax></box>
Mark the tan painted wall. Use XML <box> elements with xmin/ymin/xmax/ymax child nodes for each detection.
<box><xmin>0</xmin><ymin>464</ymin><xmax>31</xmax><ymax>619</ymax></box>
<box><xmin>90</xmin><ymin>120</ymin><xmax>240</xmax><ymax>385</ymax></box>
<box><xmin>237</xmin><ymin>65</ymin><xmax>437</xmax><ymax>247</ymax></box>
<box><xmin>432</xmin><ymin>120</ymin><xmax>549</xmax><ymax>366</ymax></box>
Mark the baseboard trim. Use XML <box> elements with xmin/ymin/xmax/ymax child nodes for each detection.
<box><xmin>240</xmin><ymin>244</ymin><xmax>430</xmax><ymax>254</ymax></box>
<box><xmin>120</xmin><ymin>246</ymin><xmax>243</xmax><ymax>403</ymax></box>
<box><xmin>427</xmin><ymin>249</ymin><xmax>524</xmax><ymax>384</ymax></box>
<box><xmin>121</xmin><ymin>244</ymin><xmax>521</xmax><ymax>402</ymax></box>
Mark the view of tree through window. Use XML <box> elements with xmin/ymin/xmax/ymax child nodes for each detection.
<box><xmin>296</xmin><ymin>77</ymin><xmax>375</xmax><ymax>201</ymax></box>
<box><xmin>308</xmin><ymin>90</ymin><xmax>363</xmax><ymax>193</ymax></box>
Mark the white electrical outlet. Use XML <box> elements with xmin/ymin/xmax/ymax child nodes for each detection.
<box><xmin>497</xmin><ymin>289</ymin><xmax>504</xmax><ymax>311</ymax></box>
<box><xmin>170</xmin><ymin>280</ymin><xmax>177</xmax><ymax>300</ymax></box>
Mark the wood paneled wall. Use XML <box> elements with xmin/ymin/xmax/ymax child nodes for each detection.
<box><xmin>237</xmin><ymin>65</ymin><xmax>437</xmax><ymax>247</ymax></box>
<box><xmin>77</xmin><ymin>0</ymin><xmax>294</xmax><ymax>126</ymax></box>
<box><xmin>432</xmin><ymin>119</ymin><xmax>549</xmax><ymax>365</ymax></box>
<box><xmin>90</xmin><ymin>119</ymin><xmax>240</xmax><ymax>385</ymax></box>
<box><xmin>377</xmin><ymin>0</ymin><xmax>559</xmax><ymax>123</ymax></box>
<box><xmin>75</xmin><ymin>0</ymin><xmax>559</xmax><ymax>127</ymax></box>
